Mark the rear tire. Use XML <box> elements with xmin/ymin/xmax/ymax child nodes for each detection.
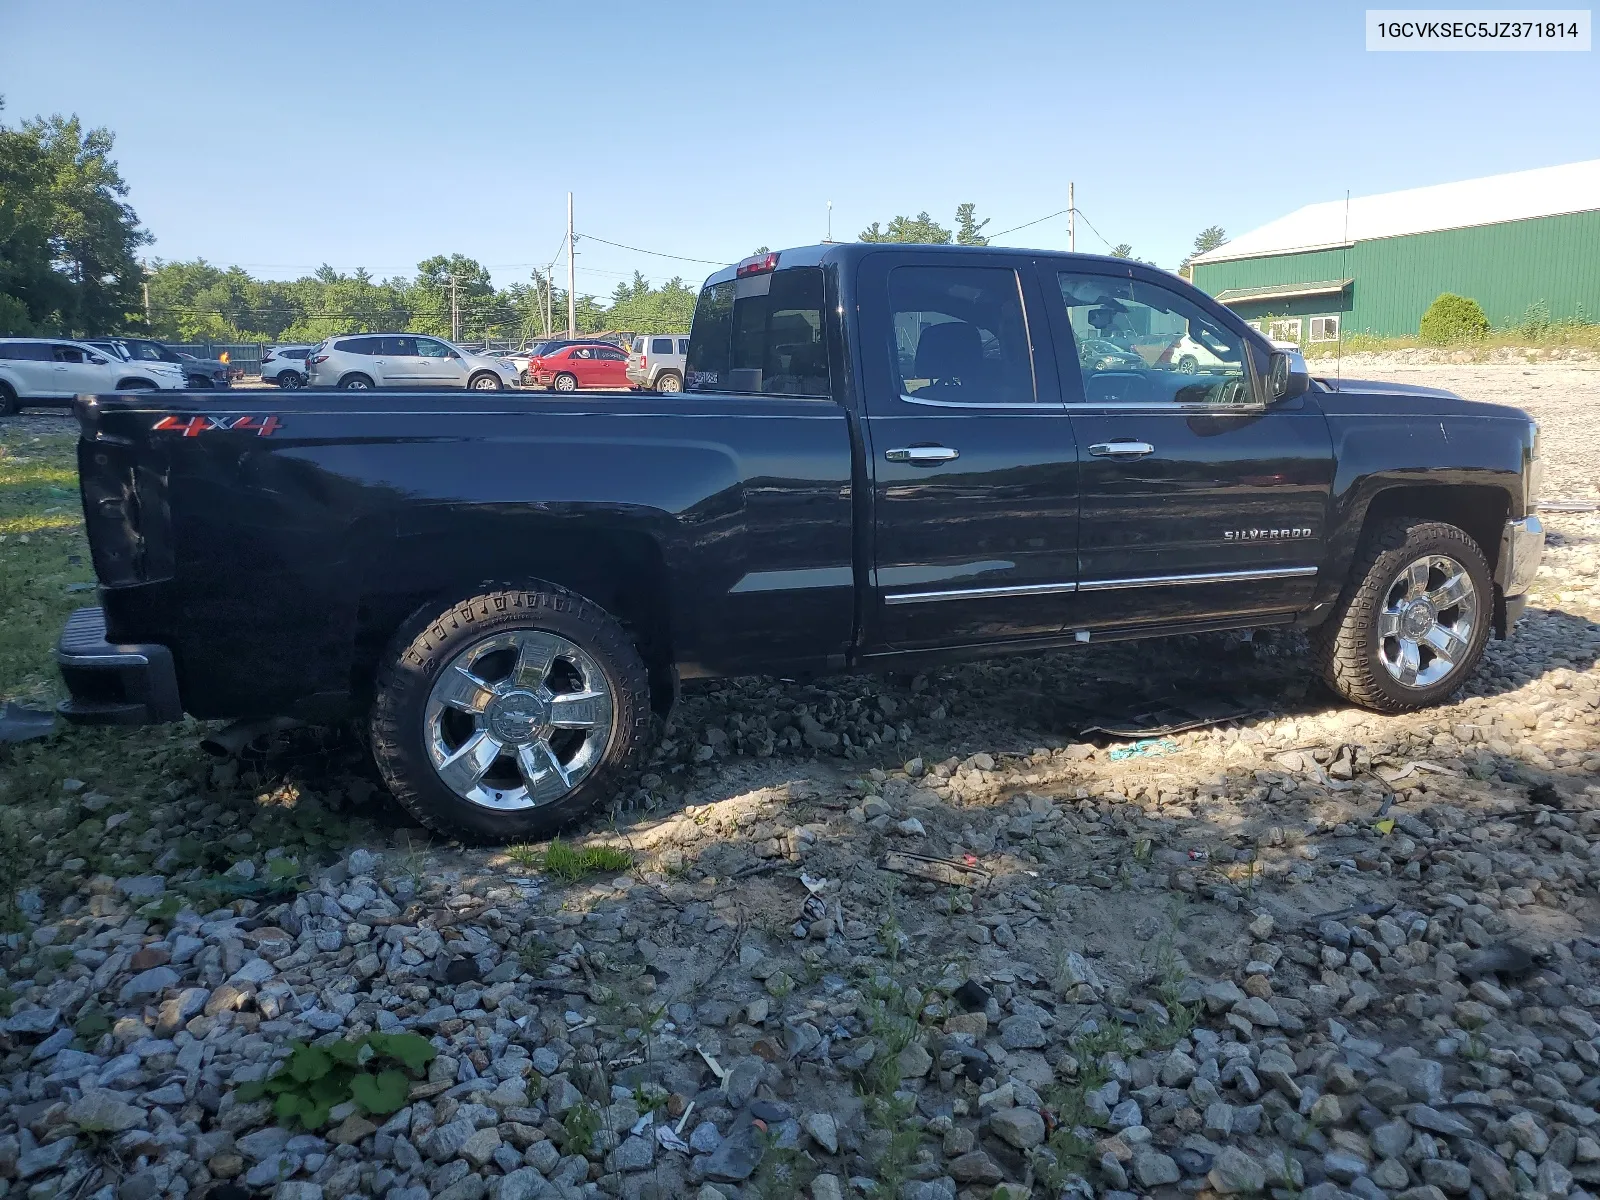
<box><xmin>655</xmin><ymin>371</ymin><xmax>683</xmax><ymax>393</ymax></box>
<box><xmin>277</xmin><ymin>371</ymin><xmax>304</xmax><ymax>390</ymax></box>
<box><xmin>553</xmin><ymin>373</ymin><xmax>577</xmax><ymax>392</ymax></box>
<box><xmin>340</xmin><ymin>374</ymin><xmax>374</xmax><ymax>390</ymax></box>
<box><xmin>1177</xmin><ymin>355</ymin><xmax>1199</xmax><ymax>374</ymax></box>
<box><xmin>0</xmin><ymin>382</ymin><xmax>16</xmax><ymax>415</ymax></box>
<box><xmin>1313</xmin><ymin>517</ymin><xmax>1493</xmax><ymax>713</ymax></box>
<box><xmin>185</xmin><ymin>375</ymin><xmax>210</xmax><ymax>390</ymax></box>
<box><xmin>116</xmin><ymin>379</ymin><xmax>156</xmax><ymax>391</ymax></box>
<box><xmin>370</xmin><ymin>583</ymin><xmax>653</xmax><ymax>842</ymax></box>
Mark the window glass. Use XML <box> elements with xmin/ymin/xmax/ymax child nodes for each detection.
<box><xmin>1309</xmin><ymin>316</ymin><xmax>1340</xmax><ymax>343</ymax></box>
<box><xmin>52</xmin><ymin>345</ymin><xmax>86</xmax><ymax>363</ymax></box>
<box><xmin>650</xmin><ymin>338</ymin><xmax>674</xmax><ymax>355</ymax></box>
<box><xmin>1056</xmin><ymin>271</ymin><xmax>1255</xmax><ymax>407</ymax></box>
<box><xmin>887</xmin><ymin>265</ymin><xmax>1036</xmax><ymax>404</ymax></box>
<box><xmin>415</xmin><ymin>339</ymin><xmax>449</xmax><ymax>358</ymax></box>
<box><xmin>688</xmin><ymin>268</ymin><xmax>829</xmax><ymax>396</ymax></box>
<box><xmin>122</xmin><ymin>340</ymin><xmax>163</xmax><ymax>362</ymax></box>
<box><xmin>286</xmin><ymin>349</ymin><xmax>309</xmax><ymax>360</ymax></box>
<box><xmin>599</xmin><ymin>348</ymin><xmax>626</xmax><ymax>361</ymax></box>
<box><xmin>337</xmin><ymin>337</ymin><xmax>376</xmax><ymax>355</ymax></box>
<box><xmin>0</xmin><ymin>342</ymin><xmax>50</xmax><ymax>361</ymax></box>
<box><xmin>574</xmin><ymin>347</ymin><xmax>594</xmax><ymax>359</ymax></box>
<box><xmin>677</xmin><ymin>338</ymin><xmax>689</xmax><ymax>355</ymax></box>
<box><xmin>631</xmin><ymin>338</ymin><xmax>644</xmax><ymax>354</ymax></box>
<box><xmin>1268</xmin><ymin>318</ymin><xmax>1302</xmax><ymax>345</ymax></box>
<box><xmin>377</xmin><ymin>336</ymin><xmax>417</xmax><ymax>356</ymax></box>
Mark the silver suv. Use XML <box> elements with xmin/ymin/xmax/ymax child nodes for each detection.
<box><xmin>625</xmin><ymin>334</ymin><xmax>689</xmax><ymax>392</ymax></box>
<box><xmin>306</xmin><ymin>334</ymin><xmax>520</xmax><ymax>390</ymax></box>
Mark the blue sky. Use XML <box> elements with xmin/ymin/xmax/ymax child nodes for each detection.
<box><xmin>2</xmin><ymin>0</ymin><xmax>1595</xmax><ymax>294</ymax></box>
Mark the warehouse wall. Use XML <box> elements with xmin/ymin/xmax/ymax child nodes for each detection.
<box><xmin>1193</xmin><ymin>209</ymin><xmax>1600</xmax><ymax>337</ymax></box>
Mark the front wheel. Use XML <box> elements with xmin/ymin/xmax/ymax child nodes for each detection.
<box><xmin>278</xmin><ymin>371</ymin><xmax>304</xmax><ymax>390</ymax></box>
<box><xmin>468</xmin><ymin>371</ymin><xmax>503</xmax><ymax>391</ymax></box>
<box><xmin>1314</xmin><ymin>518</ymin><xmax>1493</xmax><ymax>712</ymax></box>
<box><xmin>0</xmin><ymin>383</ymin><xmax>17</xmax><ymax>415</ymax></box>
<box><xmin>370</xmin><ymin>584</ymin><xmax>653</xmax><ymax>842</ymax></box>
<box><xmin>340</xmin><ymin>374</ymin><xmax>374</xmax><ymax>390</ymax></box>
<box><xmin>552</xmin><ymin>373</ymin><xmax>577</xmax><ymax>392</ymax></box>
<box><xmin>1176</xmin><ymin>355</ymin><xmax>1198</xmax><ymax>374</ymax></box>
<box><xmin>655</xmin><ymin>371</ymin><xmax>683</xmax><ymax>393</ymax></box>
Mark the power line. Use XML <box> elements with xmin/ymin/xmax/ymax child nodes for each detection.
<box><xmin>576</xmin><ymin>233</ymin><xmax>729</xmax><ymax>267</ymax></box>
<box><xmin>986</xmin><ymin>208</ymin><xmax>1073</xmax><ymax>240</ymax></box>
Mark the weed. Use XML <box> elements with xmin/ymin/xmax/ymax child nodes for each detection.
<box><xmin>519</xmin><ymin>937</ymin><xmax>554</xmax><ymax>977</ymax></box>
<box><xmin>236</xmin><ymin>1031</ymin><xmax>437</xmax><ymax>1129</ymax></box>
<box><xmin>863</xmin><ymin>1095</ymin><xmax>920</xmax><ymax>1195</ymax></box>
<box><xmin>748</xmin><ymin>1131</ymin><xmax>816</xmax><ymax>1199</ymax></box>
<box><xmin>630</xmin><ymin>1083</ymin><xmax>670</xmax><ymax>1115</ymax></box>
<box><xmin>562</xmin><ymin>1101</ymin><xmax>601</xmax><ymax>1157</ymax></box>
<box><xmin>504</xmin><ymin>844</ymin><xmax>542</xmax><ymax>870</ymax></box>
<box><xmin>538</xmin><ymin>839</ymin><xmax>634</xmax><ymax>882</ymax></box>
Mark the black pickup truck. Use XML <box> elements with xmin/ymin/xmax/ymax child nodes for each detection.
<box><xmin>56</xmin><ymin>243</ymin><xmax>1544</xmax><ymax>841</ymax></box>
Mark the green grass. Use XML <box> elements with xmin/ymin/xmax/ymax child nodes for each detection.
<box><xmin>1301</xmin><ymin>317</ymin><xmax>1600</xmax><ymax>360</ymax></box>
<box><xmin>535</xmin><ymin>838</ymin><xmax>634</xmax><ymax>882</ymax></box>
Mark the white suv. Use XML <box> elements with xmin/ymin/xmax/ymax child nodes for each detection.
<box><xmin>625</xmin><ymin>334</ymin><xmax>689</xmax><ymax>391</ymax></box>
<box><xmin>0</xmin><ymin>338</ymin><xmax>184</xmax><ymax>413</ymax></box>
<box><xmin>262</xmin><ymin>345</ymin><xmax>314</xmax><ymax>388</ymax></box>
<box><xmin>305</xmin><ymin>334</ymin><xmax>520</xmax><ymax>390</ymax></box>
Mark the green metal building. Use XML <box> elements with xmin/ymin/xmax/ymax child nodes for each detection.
<box><xmin>1190</xmin><ymin>159</ymin><xmax>1600</xmax><ymax>344</ymax></box>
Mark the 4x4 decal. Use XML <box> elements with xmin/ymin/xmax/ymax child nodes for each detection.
<box><xmin>152</xmin><ymin>414</ymin><xmax>281</xmax><ymax>437</ymax></box>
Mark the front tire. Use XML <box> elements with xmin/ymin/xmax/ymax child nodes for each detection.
<box><xmin>1176</xmin><ymin>355</ymin><xmax>1199</xmax><ymax>374</ymax></box>
<box><xmin>468</xmin><ymin>371</ymin><xmax>503</xmax><ymax>391</ymax></box>
<box><xmin>370</xmin><ymin>584</ymin><xmax>652</xmax><ymax>842</ymax></box>
<box><xmin>340</xmin><ymin>374</ymin><xmax>374</xmax><ymax>390</ymax></box>
<box><xmin>0</xmin><ymin>382</ymin><xmax>17</xmax><ymax>415</ymax></box>
<box><xmin>277</xmin><ymin>371</ymin><xmax>304</xmax><ymax>390</ymax></box>
<box><xmin>655</xmin><ymin>371</ymin><xmax>683</xmax><ymax>393</ymax></box>
<box><xmin>1314</xmin><ymin>518</ymin><xmax>1493</xmax><ymax>713</ymax></box>
<box><xmin>553</xmin><ymin>373</ymin><xmax>578</xmax><ymax>393</ymax></box>
<box><xmin>116</xmin><ymin>379</ymin><xmax>157</xmax><ymax>391</ymax></box>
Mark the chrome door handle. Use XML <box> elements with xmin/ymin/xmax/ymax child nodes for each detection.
<box><xmin>885</xmin><ymin>446</ymin><xmax>959</xmax><ymax>466</ymax></box>
<box><xmin>1089</xmin><ymin>440</ymin><xmax>1155</xmax><ymax>459</ymax></box>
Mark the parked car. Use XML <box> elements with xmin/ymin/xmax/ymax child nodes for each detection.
<box><xmin>54</xmin><ymin>242</ymin><xmax>1543</xmax><ymax>843</ymax></box>
<box><xmin>626</xmin><ymin>334</ymin><xmax>689</xmax><ymax>391</ymax></box>
<box><xmin>528</xmin><ymin>342</ymin><xmax>630</xmax><ymax>391</ymax></box>
<box><xmin>304</xmin><ymin>334</ymin><xmax>520</xmax><ymax>390</ymax></box>
<box><xmin>262</xmin><ymin>345</ymin><xmax>313</xmax><ymax>388</ymax></box>
<box><xmin>1076</xmin><ymin>337</ymin><xmax>1143</xmax><ymax>372</ymax></box>
<box><xmin>87</xmin><ymin>338</ymin><xmax>231</xmax><ymax>389</ymax></box>
<box><xmin>0</xmin><ymin>338</ymin><xmax>184</xmax><ymax>411</ymax></box>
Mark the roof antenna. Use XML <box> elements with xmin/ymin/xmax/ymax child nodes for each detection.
<box><xmin>1337</xmin><ymin>188</ymin><xmax>1350</xmax><ymax>388</ymax></box>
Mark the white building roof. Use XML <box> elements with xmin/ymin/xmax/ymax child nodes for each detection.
<box><xmin>1193</xmin><ymin>159</ymin><xmax>1600</xmax><ymax>265</ymax></box>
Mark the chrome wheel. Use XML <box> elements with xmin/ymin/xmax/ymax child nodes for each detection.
<box><xmin>1377</xmin><ymin>553</ymin><xmax>1477</xmax><ymax>689</ymax></box>
<box><xmin>424</xmin><ymin>628</ymin><xmax>614</xmax><ymax>810</ymax></box>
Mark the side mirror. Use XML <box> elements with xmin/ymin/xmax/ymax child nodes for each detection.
<box><xmin>1268</xmin><ymin>349</ymin><xmax>1311</xmax><ymax>401</ymax></box>
<box><xmin>448</xmin><ymin>351</ymin><xmax>460</xmax><ymax>359</ymax></box>
<box><xmin>87</xmin><ymin>355</ymin><xmax>107</xmax><ymax>365</ymax></box>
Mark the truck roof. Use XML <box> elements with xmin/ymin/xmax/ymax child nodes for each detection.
<box><xmin>701</xmin><ymin>242</ymin><xmax>1162</xmax><ymax>287</ymax></box>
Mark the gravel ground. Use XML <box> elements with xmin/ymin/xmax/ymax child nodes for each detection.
<box><xmin>3</xmin><ymin>356</ymin><xmax>1600</xmax><ymax>1200</ymax></box>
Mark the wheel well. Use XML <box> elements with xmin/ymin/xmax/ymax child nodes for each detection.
<box><xmin>1360</xmin><ymin>485</ymin><xmax>1508</xmax><ymax>574</ymax></box>
<box><xmin>350</xmin><ymin>525</ymin><xmax>676</xmax><ymax>715</ymax></box>
<box><xmin>339</xmin><ymin>372</ymin><xmax>373</xmax><ymax>387</ymax></box>
<box><xmin>115</xmin><ymin>377</ymin><xmax>154</xmax><ymax>390</ymax></box>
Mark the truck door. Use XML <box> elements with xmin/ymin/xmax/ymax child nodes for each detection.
<box><xmin>858</xmin><ymin>251</ymin><xmax>1080</xmax><ymax>652</ymax></box>
<box><xmin>1045</xmin><ymin>265</ymin><xmax>1334</xmax><ymax>630</ymax></box>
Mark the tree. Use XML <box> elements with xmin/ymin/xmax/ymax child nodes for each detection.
<box><xmin>0</xmin><ymin>99</ymin><xmax>148</xmax><ymax>335</ymax></box>
<box><xmin>955</xmin><ymin>203</ymin><xmax>990</xmax><ymax>246</ymax></box>
<box><xmin>1178</xmin><ymin>225</ymin><xmax>1228</xmax><ymax>278</ymax></box>
<box><xmin>859</xmin><ymin>211</ymin><xmax>952</xmax><ymax>244</ymax></box>
<box><xmin>1419</xmin><ymin>293</ymin><xmax>1489</xmax><ymax>345</ymax></box>
<box><xmin>1110</xmin><ymin>243</ymin><xmax>1133</xmax><ymax>259</ymax></box>
<box><xmin>605</xmin><ymin>273</ymin><xmax>696</xmax><ymax>333</ymax></box>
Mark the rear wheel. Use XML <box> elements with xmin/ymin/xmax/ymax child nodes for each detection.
<box><xmin>116</xmin><ymin>379</ymin><xmax>156</xmax><ymax>391</ymax></box>
<box><xmin>340</xmin><ymin>374</ymin><xmax>374</xmax><ymax>390</ymax></box>
<box><xmin>1314</xmin><ymin>517</ymin><xmax>1493</xmax><ymax>712</ymax></box>
<box><xmin>185</xmin><ymin>374</ymin><xmax>210</xmax><ymax>390</ymax></box>
<box><xmin>370</xmin><ymin>584</ymin><xmax>652</xmax><ymax>842</ymax></box>
<box><xmin>277</xmin><ymin>371</ymin><xmax>304</xmax><ymax>390</ymax></box>
<box><xmin>1176</xmin><ymin>355</ymin><xmax>1199</xmax><ymax>374</ymax></box>
<box><xmin>553</xmin><ymin>373</ymin><xmax>577</xmax><ymax>392</ymax></box>
<box><xmin>655</xmin><ymin>371</ymin><xmax>683</xmax><ymax>393</ymax></box>
<box><xmin>0</xmin><ymin>382</ymin><xmax>17</xmax><ymax>415</ymax></box>
<box><xmin>468</xmin><ymin>371</ymin><xmax>502</xmax><ymax>391</ymax></box>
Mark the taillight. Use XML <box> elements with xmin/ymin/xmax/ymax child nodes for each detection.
<box><xmin>736</xmin><ymin>251</ymin><xmax>779</xmax><ymax>277</ymax></box>
<box><xmin>312</xmin><ymin>354</ymin><xmax>329</xmax><ymax>364</ymax></box>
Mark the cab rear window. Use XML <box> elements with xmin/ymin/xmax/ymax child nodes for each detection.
<box><xmin>686</xmin><ymin>267</ymin><xmax>830</xmax><ymax>397</ymax></box>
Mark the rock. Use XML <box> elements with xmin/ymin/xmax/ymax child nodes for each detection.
<box><xmin>1419</xmin><ymin>1158</ymin><xmax>1472</xmax><ymax>1194</ymax></box>
<box><xmin>67</xmin><ymin>1089</ymin><xmax>145</xmax><ymax>1132</ymax></box>
<box><xmin>496</xmin><ymin>1169</ymin><xmax>547</xmax><ymax>1200</ymax></box>
<box><xmin>1406</xmin><ymin>1105</ymin><xmax>1476</xmax><ymax>1138</ymax></box>
<box><xmin>897</xmin><ymin>1040</ymin><xmax>933</xmax><ymax>1080</ymax></box>
<box><xmin>1160</xmin><ymin>1050</ymin><xmax>1197</xmax><ymax>1087</ymax></box>
<box><xmin>1386</xmin><ymin>1056</ymin><xmax>1444</xmax><ymax>1103</ymax></box>
<box><xmin>606</xmin><ymin>1134</ymin><xmax>654</xmax><ymax>1173</ymax></box>
<box><xmin>998</xmin><ymin>1015</ymin><xmax>1045</xmax><ymax>1049</ymax></box>
<box><xmin>458</xmin><ymin>1126</ymin><xmax>501</xmax><ymax>1169</ymax></box>
<box><xmin>118</xmin><ymin>965</ymin><xmax>179</xmax><ymax>1003</ymax></box>
<box><xmin>811</xmin><ymin>1175</ymin><xmax>844</xmax><ymax>1200</ymax></box>
<box><xmin>4</xmin><ymin>1008</ymin><xmax>60</xmax><ymax>1036</ymax></box>
<box><xmin>272</xmin><ymin>1185</ymin><xmax>323</xmax><ymax>1200</ymax></box>
<box><xmin>1209</xmin><ymin>1146</ymin><xmax>1268</xmax><ymax>1194</ymax></box>
<box><xmin>1233</xmin><ymin>996</ymin><xmax>1280</xmax><ymax>1027</ymax></box>
<box><xmin>802</xmin><ymin>1112</ymin><xmax>838</xmax><ymax>1155</ymax></box>
<box><xmin>1466</xmin><ymin>1145</ymin><xmax>1515</xmax><ymax>1200</ymax></box>
<box><xmin>1505</xmin><ymin>1111</ymin><xmax>1549</xmax><ymax>1155</ymax></box>
<box><xmin>1132</xmin><ymin>1149</ymin><xmax>1182</xmax><ymax>1187</ymax></box>
<box><xmin>1205</xmin><ymin>980</ymin><xmax>1246</xmax><ymax>1012</ymax></box>
<box><xmin>989</xmin><ymin>1107</ymin><xmax>1045</xmax><ymax>1150</ymax></box>
<box><xmin>949</xmin><ymin>1150</ymin><xmax>1003</xmax><ymax>1184</ymax></box>
<box><xmin>238</xmin><ymin>1127</ymin><xmax>293</xmax><ymax>1160</ymax></box>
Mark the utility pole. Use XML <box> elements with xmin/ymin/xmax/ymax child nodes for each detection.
<box><xmin>142</xmin><ymin>279</ymin><xmax>151</xmax><ymax>326</ymax></box>
<box><xmin>1068</xmin><ymin>181</ymin><xmax>1076</xmax><ymax>253</ymax></box>
<box><xmin>566</xmin><ymin>191</ymin><xmax>576</xmax><ymax>338</ymax></box>
<box><xmin>448</xmin><ymin>275</ymin><xmax>461</xmax><ymax>342</ymax></box>
<box><xmin>826</xmin><ymin>200</ymin><xmax>832</xmax><ymax>243</ymax></box>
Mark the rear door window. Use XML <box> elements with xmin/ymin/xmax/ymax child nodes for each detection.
<box><xmin>677</xmin><ymin>338</ymin><xmax>689</xmax><ymax>355</ymax></box>
<box><xmin>338</xmin><ymin>337</ymin><xmax>377</xmax><ymax>355</ymax></box>
<box><xmin>651</xmin><ymin>338</ymin><xmax>674</xmax><ymax>355</ymax></box>
<box><xmin>381</xmin><ymin>336</ymin><xmax>418</xmax><ymax>356</ymax></box>
<box><xmin>52</xmin><ymin>345</ymin><xmax>86</xmax><ymax>363</ymax></box>
<box><xmin>686</xmin><ymin>267</ymin><xmax>830</xmax><ymax>397</ymax></box>
<box><xmin>887</xmin><ymin>265</ymin><xmax>1037</xmax><ymax>405</ymax></box>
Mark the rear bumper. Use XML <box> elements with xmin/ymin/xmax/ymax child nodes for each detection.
<box><xmin>55</xmin><ymin>606</ymin><xmax>182</xmax><ymax>725</ymax></box>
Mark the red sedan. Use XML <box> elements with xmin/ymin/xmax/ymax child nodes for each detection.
<box><xmin>529</xmin><ymin>344</ymin><xmax>629</xmax><ymax>391</ymax></box>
